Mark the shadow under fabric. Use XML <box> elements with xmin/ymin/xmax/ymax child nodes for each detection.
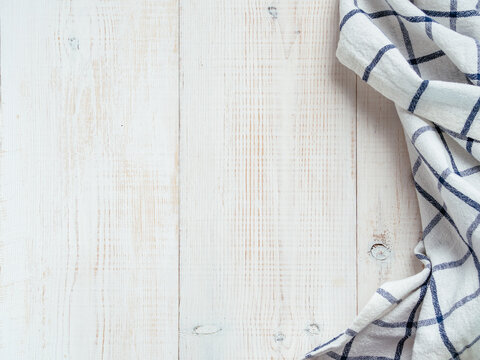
<box><xmin>305</xmin><ymin>1</ymin><xmax>480</xmax><ymax>359</ymax></box>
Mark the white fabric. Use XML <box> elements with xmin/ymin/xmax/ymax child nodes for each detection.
<box><xmin>305</xmin><ymin>1</ymin><xmax>480</xmax><ymax>359</ymax></box>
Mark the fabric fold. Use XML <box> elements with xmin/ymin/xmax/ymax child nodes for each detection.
<box><xmin>305</xmin><ymin>1</ymin><xmax>480</xmax><ymax>359</ymax></box>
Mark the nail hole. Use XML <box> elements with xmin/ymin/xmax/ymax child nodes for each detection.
<box><xmin>370</xmin><ymin>243</ymin><xmax>391</xmax><ymax>261</ymax></box>
<box><xmin>192</xmin><ymin>324</ymin><xmax>222</xmax><ymax>335</ymax></box>
<box><xmin>274</xmin><ymin>332</ymin><xmax>285</xmax><ymax>342</ymax></box>
<box><xmin>68</xmin><ymin>37</ymin><xmax>79</xmax><ymax>50</ymax></box>
<box><xmin>305</xmin><ymin>323</ymin><xmax>321</xmax><ymax>335</ymax></box>
<box><xmin>268</xmin><ymin>6</ymin><xmax>278</xmax><ymax>19</ymax></box>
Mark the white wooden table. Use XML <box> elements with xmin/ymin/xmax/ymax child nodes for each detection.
<box><xmin>0</xmin><ymin>1</ymin><xmax>421</xmax><ymax>359</ymax></box>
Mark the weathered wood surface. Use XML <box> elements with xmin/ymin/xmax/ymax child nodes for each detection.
<box><xmin>0</xmin><ymin>0</ymin><xmax>420</xmax><ymax>359</ymax></box>
<box><xmin>179</xmin><ymin>1</ymin><xmax>357</xmax><ymax>358</ymax></box>
<box><xmin>0</xmin><ymin>0</ymin><xmax>179</xmax><ymax>359</ymax></box>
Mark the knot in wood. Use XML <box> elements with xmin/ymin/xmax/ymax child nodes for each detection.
<box><xmin>192</xmin><ymin>324</ymin><xmax>222</xmax><ymax>335</ymax></box>
<box><xmin>370</xmin><ymin>243</ymin><xmax>391</xmax><ymax>261</ymax></box>
<box><xmin>274</xmin><ymin>332</ymin><xmax>285</xmax><ymax>342</ymax></box>
<box><xmin>305</xmin><ymin>323</ymin><xmax>321</xmax><ymax>335</ymax></box>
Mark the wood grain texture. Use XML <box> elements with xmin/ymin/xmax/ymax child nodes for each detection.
<box><xmin>0</xmin><ymin>0</ymin><xmax>178</xmax><ymax>358</ymax></box>
<box><xmin>356</xmin><ymin>81</ymin><xmax>422</xmax><ymax>309</ymax></box>
<box><xmin>0</xmin><ymin>1</ymin><xmax>422</xmax><ymax>359</ymax></box>
<box><xmin>179</xmin><ymin>1</ymin><xmax>357</xmax><ymax>358</ymax></box>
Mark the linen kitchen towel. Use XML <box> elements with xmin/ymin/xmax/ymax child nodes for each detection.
<box><xmin>305</xmin><ymin>0</ymin><xmax>480</xmax><ymax>359</ymax></box>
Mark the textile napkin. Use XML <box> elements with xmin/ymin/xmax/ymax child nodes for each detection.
<box><xmin>305</xmin><ymin>0</ymin><xmax>480</xmax><ymax>359</ymax></box>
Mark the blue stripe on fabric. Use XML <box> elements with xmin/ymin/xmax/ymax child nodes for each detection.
<box><xmin>338</xmin><ymin>6</ymin><xmax>444</xmax><ymax>34</ymax></box>
<box><xmin>438</xmin><ymin>124</ymin><xmax>480</xmax><ymax>142</ymax></box>
<box><xmin>369</xmin><ymin>8</ymin><xmax>435</xmax><ymax>24</ymax></box>
<box><xmin>438</xmin><ymin>169</ymin><xmax>452</xmax><ymax>191</ymax></box>
<box><xmin>412</xmin><ymin>157</ymin><xmax>422</xmax><ymax>176</ymax></box>
<box><xmin>422</xmin><ymin>9</ymin><xmax>480</xmax><ymax>17</ymax></box>
<box><xmin>362</xmin><ymin>44</ymin><xmax>396</xmax><ymax>81</ymax></box>
<box><xmin>442</xmin><ymin>287</ymin><xmax>480</xmax><ymax>322</ymax></box>
<box><xmin>436</xmin><ymin>126</ymin><xmax>460</xmax><ymax>174</ymax></box>
<box><xmin>369</xmin><ymin>10</ymin><xmax>397</xmax><ymax>19</ymax></box>
<box><xmin>433</xmin><ymin>251</ymin><xmax>471</xmax><ymax>271</ymax></box>
<box><xmin>425</xmin><ymin>20</ymin><xmax>433</xmax><ymax>39</ymax></box>
<box><xmin>373</xmin><ymin>287</ymin><xmax>480</xmax><ymax>330</ymax></box>
<box><xmin>416</xmin><ymin>253</ymin><xmax>430</xmax><ymax>262</ymax></box>
<box><xmin>339</xmin><ymin>6</ymin><xmax>441</xmax><ymax>34</ymax></box>
<box><xmin>452</xmin><ymin>333</ymin><xmax>480</xmax><ymax>359</ymax></box>
<box><xmin>340</xmin><ymin>337</ymin><xmax>355</xmax><ymax>360</ymax></box>
<box><xmin>326</xmin><ymin>353</ymin><xmax>394</xmax><ymax>360</ymax></box>
<box><xmin>345</xmin><ymin>328</ymin><xmax>357</xmax><ymax>336</ymax></box>
<box><xmin>304</xmin><ymin>332</ymin><xmax>344</xmax><ymax>357</ymax></box>
<box><xmin>377</xmin><ymin>288</ymin><xmax>402</xmax><ymax>304</ymax></box>
<box><xmin>461</xmin><ymin>97</ymin><xmax>480</xmax><ymax>136</ymax></box>
<box><xmin>391</xmin><ymin>5</ymin><xmax>420</xmax><ymax>76</ymax></box>
<box><xmin>412</xmin><ymin>125</ymin><xmax>434</xmax><ymax>144</ymax></box>
<box><xmin>467</xmin><ymin>214</ymin><xmax>480</xmax><ymax>246</ymax></box>
<box><xmin>467</xmin><ymin>138</ymin><xmax>474</xmax><ymax>153</ymax></box>
<box><xmin>413</xmin><ymin>180</ymin><xmax>480</xmax><ymax>283</ymax></box>
<box><xmin>416</xmin><ymin>251</ymin><xmax>432</xmax><ymax>269</ymax></box>
<box><xmin>414</xmin><ymin>182</ymin><xmax>461</xmax><ymax>240</ymax></box>
<box><xmin>373</xmin><ymin>289</ymin><xmax>480</xmax><ymax>332</ymax></box>
<box><xmin>373</xmin><ymin>319</ymin><xmax>412</xmax><ymax>329</ymax></box>
<box><xmin>459</xmin><ymin>166</ymin><xmax>480</xmax><ymax>176</ymax></box>
<box><xmin>435</xmin><ymin>125</ymin><xmax>478</xmax><ymax>153</ymax></box>
<box><xmin>450</xmin><ymin>0</ymin><xmax>458</xmax><ymax>30</ymax></box>
<box><xmin>466</xmin><ymin>73</ymin><xmax>480</xmax><ymax>81</ymax></box>
<box><xmin>340</xmin><ymin>9</ymin><xmax>363</xmax><ymax>30</ymax></box>
<box><xmin>477</xmin><ymin>41</ymin><xmax>480</xmax><ymax>86</ymax></box>
<box><xmin>408</xmin><ymin>80</ymin><xmax>429</xmax><ymax>113</ymax></box>
<box><xmin>413</xmin><ymin>147</ymin><xmax>480</xmax><ymax>213</ymax></box>
<box><xmin>394</xmin><ymin>282</ymin><xmax>428</xmax><ymax>359</ymax></box>
<box><xmin>429</xmin><ymin>275</ymin><xmax>460</xmax><ymax>359</ymax></box>
<box><xmin>412</xmin><ymin>129</ymin><xmax>480</xmax><ymax>285</ymax></box>
<box><xmin>423</xmin><ymin>211</ymin><xmax>443</xmax><ymax>238</ymax></box>
<box><xmin>408</xmin><ymin>50</ymin><xmax>445</xmax><ymax>65</ymax></box>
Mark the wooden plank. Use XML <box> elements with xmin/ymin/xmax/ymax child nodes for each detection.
<box><xmin>0</xmin><ymin>0</ymin><xmax>178</xmax><ymax>358</ymax></box>
<box><xmin>179</xmin><ymin>1</ymin><xmax>357</xmax><ymax>358</ymax></box>
<box><xmin>356</xmin><ymin>81</ymin><xmax>422</xmax><ymax>309</ymax></box>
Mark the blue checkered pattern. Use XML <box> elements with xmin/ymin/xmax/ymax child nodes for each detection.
<box><xmin>305</xmin><ymin>0</ymin><xmax>480</xmax><ymax>359</ymax></box>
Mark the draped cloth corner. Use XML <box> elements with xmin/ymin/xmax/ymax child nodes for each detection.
<box><xmin>305</xmin><ymin>1</ymin><xmax>480</xmax><ymax>359</ymax></box>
